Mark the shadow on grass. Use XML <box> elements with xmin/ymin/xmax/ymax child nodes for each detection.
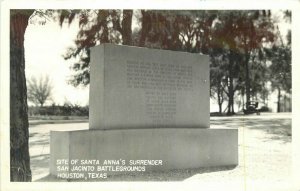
<box><xmin>30</xmin><ymin>138</ymin><xmax>49</xmax><ymax>147</ymax></box>
<box><xmin>102</xmin><ymin>165</ymin><xmax>237</xmax><ymax>182</ymax></box>
<box><xmin>31</xmin><ymin>154</ymin><xmax>49</xmax><ymax>166</ymax></box>
<box><xmin>29</xmin><ymin>130</ymin><xmax>50</xmax><ymax>146</ymax></box>
<box><xmin>35</xmin><ymin>165</ymin><xmax>237</xmax><ymax>182</ymax></box>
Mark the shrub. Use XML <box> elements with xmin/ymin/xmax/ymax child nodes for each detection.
<box><xmin>28</xmin><ymin>104</ymin><xmax>89</xmax><ymax>117</ymax></box>
<box><xmin>259</xmin><ymin>106</ymin><xmax>270</xmax><ymax>112</ymax></box>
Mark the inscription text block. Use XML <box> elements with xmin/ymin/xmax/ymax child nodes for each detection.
<box><xmin>89</xmin><ymin>44</ymin><xmax>209</xmax><ymax>129</ymax></box>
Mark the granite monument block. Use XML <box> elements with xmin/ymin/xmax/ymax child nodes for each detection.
<box><xmin>89</xmin><ymin>44</ymin><xmax>209</xmax><ymax>129</ymax></box>
<box><xmin>50</xmin><ymin>44</ymin><xmax>238</xmax><ymax>180</ymax></box>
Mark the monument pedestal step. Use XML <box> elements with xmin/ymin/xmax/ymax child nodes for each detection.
<box><xmin>50</xmin><ymin>128</ymin><xmax>238</xmax><ymax>177</ymax></box>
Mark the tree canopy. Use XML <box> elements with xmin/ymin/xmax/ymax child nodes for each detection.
<box><xmin>61</xmin><ymin>9</ymin><xmax>291</xmax><ymax>114</ymax></box>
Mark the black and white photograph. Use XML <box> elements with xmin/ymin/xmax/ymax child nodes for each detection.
<box><xmin>1</xmin><ymin>1</ymin><xmax>299</xmax><ymax>191</ymax></box>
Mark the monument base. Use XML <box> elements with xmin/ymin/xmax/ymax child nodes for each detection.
<box><xmin>50</xmin><ymin>128</ymin><xmax>238</xmax><ymax>178</ymax></box>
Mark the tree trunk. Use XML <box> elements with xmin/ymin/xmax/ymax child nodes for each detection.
<box><xmin>139</xmin><ymin>10</ymin><xmax>151</xmax><ymax>47</ymax></box>
<box><xmin>231</xmin><ymin>92</ymin><xmax>235</xmax><ymax>114</ymax></box>
<box><xmin>241</xmin><ymin>89</ymin><xmax>245</xmax><ymax>109</ymax></box>
<box><xmin>277</xmin><ymin>87</ymin><xmax>281</xmax><ymax>113</ymax></box>
<box><xmin>217</xmin><ymin>84</ymin><xmax>223</xmax><ymax>114</ymax></box>
<box><xmin>228</xmin><ymin>76</ymin><xmax>234</xmax><ymax>114</ymax></box>
<box><xmin>227</xmin><ymin>52</ymin><xmax>234</xmax><ymax>115</ymax></box>
<box><xmin>121</xmin><ymin>10</ymin><xmax>133</xmax><ymax>45</ymax></box>
<box><xmin>10</xmin><ymin>9</ymin><xmax>34</xmax><ymax>182</ymax></box>
<box><xmin>218</xmin><ymin>100</ymin><xmax>223</xmax><ymax>114</ymax></box>
<box><xmin>245</xmin><ymin>54</ymin><xmax>251</xmax><ymax>105</ymax></box>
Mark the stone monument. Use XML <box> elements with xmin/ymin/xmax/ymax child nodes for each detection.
<box><xmin>50</xmin><ymin>44</ymin><xmax>238</xmax><ymax>179</ymax></box>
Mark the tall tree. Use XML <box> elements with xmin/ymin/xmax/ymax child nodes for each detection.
<box><xmin>27</xmin><ymin>75</ymin><xmax>53</xmax><ymax>106</ymax></box>
<box><xmin>210</xmin><ymin>11</ymin><xmax>242</xmax><ymax>115</ymax></box>
<box><xmin>210</xmin><ymin>10</ymin><xmax>275</xmax><ymax>114</ymax></box>
<box><xmin>9</xmin><ymin>9</ymin><xmax>78</xmax><ymax>182</ymax></box>
<box><xmin>210</xmin><ymin>54</ymin><xmax>227</xmax><ymax>113</ymax></box>
<box><xmin>10</xmin><ymin>9</ymin><xmax>34</xmax><ymax>182</ymax></box>
<box><xmin>265</xmin><ymin>11</ymin><xmax>291</xmax><ymax>112</ymax></box>
<box><xmin>267</xmin><ymin>45</ymin><xmax>291</xmax><ymax>112</ymax></box>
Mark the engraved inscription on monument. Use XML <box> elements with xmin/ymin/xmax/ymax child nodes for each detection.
<box><xmin>126</xmin><ymin>60</ymin><xmax>193</xmax><ymax>91</ymax></box>
<box><xmin>145</xmin><ymin>91</ymin><xmax>177</xmax><ymax>124</ymax></box>
<box><xmin>89</xmin><ymin>44</ymin><xmax>209</xmax><ymax>129</ymax></box>
<box><xmin>126</xmin><ymin>60</ymin><xmax>194</xmax><ymax>124</ymax></box>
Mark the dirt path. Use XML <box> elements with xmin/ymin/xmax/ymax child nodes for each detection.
<box><xmin>29</xmin><ymin>113</ymin><xmax>292</xmax><ymax>190</ymax></box>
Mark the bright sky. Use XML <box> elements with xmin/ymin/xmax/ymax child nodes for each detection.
<box><xmin>24</xmin><ymin>10</ymin><xmax>290</xmax><ymax>110</ymax></box>
<box><xmin>25</xmin><ymin>17</ymin><xmax>89</xmax><ymax>106</ymax></box>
